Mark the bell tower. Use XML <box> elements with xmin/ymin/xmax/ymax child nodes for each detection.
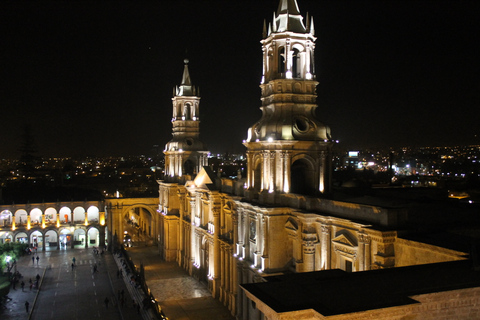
<box><xmin>164</xmin><ymin>59</ymin><xmax>209</xmax><ymax>182</ymax></box>
<box><xmin>244</xmin><ymin>0</ymin><xmax>334</xmax><ymax>199</ymax></box>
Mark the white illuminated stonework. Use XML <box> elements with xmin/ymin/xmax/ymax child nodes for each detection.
<box><xmin>244</xmin><ymin>0</ymin><xmax>334</xmax><ymax>200</ymax></box>
<box><xmin>164</xmin><ymin>59</ymin><xmax>209</xmax><ymax>183</ymax></box>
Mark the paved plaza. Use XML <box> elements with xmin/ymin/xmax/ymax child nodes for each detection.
<box><xmin>1</xmin><ymin>246</ymin><xmax>234</xmax><ymax>320</ymax></box>
<box><xmin>126</xmin><ymin>246</ymin><xmax>235</xmax><ymax>320</ymax></box>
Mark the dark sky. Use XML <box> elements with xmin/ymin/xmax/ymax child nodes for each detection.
<box><xmin>1</xmin><ymin>0</ymin><xmax>479</xmax><ymax>158</ymax></box>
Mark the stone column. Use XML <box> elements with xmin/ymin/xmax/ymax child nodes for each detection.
<box><xmin>358</xmin><ymin>233</ymin><xmax>365</xmax><ymax>271</ymax></box>
<box><xmin>220</xmin><ymin>244</ymin><xmax>226</xmax><ymax>302</ymax></box>
<box><xmin>302</xmin><ymin>240</ymin><xmax>316</xmax><ymax>272</ymax></box>
<box><xmin>42</xmin><ymin>230</ymin><xmax>46</xmax><ymax>251</ymax></box>
<box><xmin>364</xmin><ymin>235</ymin><xmax>371</xmax><ymax>271</ymax></box>
<box><xmin>262</xmin><ymin>151</ymin><xmax>269</xmax><ymax>191</ymax></box>
<box><xmin>321</xmin><ymin>225</ymin><xmax>331</xmax><ymax>270</ymax></box>
<box><xmin>178</xmin><ymin>188</ymin><xmax>186</xmax><ymax>265</ymax></box>
<box><xmin>189</xmin><ymin>196</ymin><xmax>197</xmax><ymax>272</ymax></box>
<box><xmin>284</xmin><ymin>151</ymin><xmax>291</xmax><ymax>193</ymax></box>
<box><xmin>212</xmin><ymin>193</ymin><xmax>221</xmax><ymax>298</ymax></box>
<box><xmin>85</xmin><ymin>229</ymin><xmax>89</xmax><ymax>249</ymax></box>
<box><xmin>246</xmin><ymin>152</ymin><xmax>253</xmax><ymax>189</ymax></box>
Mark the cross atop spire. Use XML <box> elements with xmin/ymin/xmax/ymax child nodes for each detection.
<box><xmin>274</xmin><ymin>0</ymin><xmax>306</xmax><ymax>33</ymax></box>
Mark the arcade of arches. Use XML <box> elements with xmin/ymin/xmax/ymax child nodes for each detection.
<box><xmin>0</xmin><ymin>198</ymin><xmax>159</xmax><ymax>252</ymax></box>
<box><xmin>0</xmin><ymin>201</ymin><xmax>106</xmax><ymax>250</ymax></box>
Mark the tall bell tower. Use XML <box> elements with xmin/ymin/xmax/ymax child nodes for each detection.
<box><xmin>164</xmin><ymin>59</ymin><xmax>209</xmax><ymax>182</ymax></box>
<box><xmin>244</xmin><ymin>0</ymin><xmax>334</xmax><ymax>199</ymax></box>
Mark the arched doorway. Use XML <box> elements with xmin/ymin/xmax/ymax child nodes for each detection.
<box><xmin>45</xmin><ymin>229</ymin><xmax>58</xmax><ymax>250</ymax></box>
<box><xmin>290</xmin><ymin>158</ymin><xmax>316</xmax><ymax>196</ymax></box>
<box><xmin>123</xmin><ymin>206</ymin><xmax>155</xmax><ymax>246</ymax></box>
<box><xmin>15</xmin><ymin>231</ymin><xmax>28</xmax><ymax>244</ymax></box>
<box><xmin>0</xmin><ymin>231</ymin><xmax>13</xmax><ymax>244</ymax></box>
<box><xmin>200</xmin><ymin>235</ymin><xmax>209</xmax><ymax>284</ymax></box>
<box><xmin>87</xmin><ymin>227</ymin><xmax>100</xmax><ymax>248</ymax></box>
<box><xmin>59</xmin><ymin>228</ymin><xmax>73</xmax><ymax>249</ymax></box>
<box><xmin>30</xmin><ymin>230</ymin><xmax>43</xmax><ymax>249</ymax></box>
<box><xmin>73</xmin><ymin>228</ymin><xmax>86</xmax><ymax>248</ymax></box>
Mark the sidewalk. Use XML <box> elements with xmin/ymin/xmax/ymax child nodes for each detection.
<box><xmin>125</xmin><ymin>246</ymin><xmax>235</xmax><ymax>320</ymax></box>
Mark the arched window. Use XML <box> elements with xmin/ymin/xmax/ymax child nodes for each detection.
<box><xmin>292</xmin><ymin>49</ymin><xmax>300</xmax><ymax>78</ymax></box>
<box><xmin>253</xmin><ymin>162</ymin><xmax>262</xmax><ymax>192</ymax></box>
<box><xmin>184</xmin><ymin>103</ymin><xmax>191</xmax><ymax>120</ymax></box>
<box><xmin>290</xmin><ymin>158</ymin><xmax>316</xmax><ymax>195</ymax></box>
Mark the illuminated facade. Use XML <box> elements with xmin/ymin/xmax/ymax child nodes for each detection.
<box><xmin>0</xmin><ymin>201</ymin><xmax>106</xmax><ymax>249</ymax></box>
<box><xmin>155</xmin><ymin>1</ymin><xmax>466</xmax><ymax>319</ymax></box>
<box><xmin>164</xmin><ymin>59</ymin><xmax>209</xmax><ymax>183</ymax></box>
<box><xmin>245</xmin><ymin>0</ymin><xmax>333</xmax><ymax>200</ymax></box>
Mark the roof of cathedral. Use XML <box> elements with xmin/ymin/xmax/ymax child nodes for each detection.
<box><xmin>241</xmin><ymin>259</ymin><xmax>480</xmax><ymax>317</ymax></box>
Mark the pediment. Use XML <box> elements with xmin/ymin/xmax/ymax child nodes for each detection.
<box><xmin>332</xmin><ymin>234</ymin><xmax>357</xmax><ymax>248</ymax></box>
<box><xmin>285</xmin><ymin>217</ymin><xmax>298</xmax><ymax>231</ymax></box>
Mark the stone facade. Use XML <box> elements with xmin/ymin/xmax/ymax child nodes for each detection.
<box><xmin>152</xmin><ymin>1</ymin><xmax>470</xmax><ymax>319</ymax></box>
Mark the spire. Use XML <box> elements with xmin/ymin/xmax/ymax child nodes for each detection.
<box><xmin>263</xmin><ymin>19</ymin><xmax>267</xmax><ymax>38</ymax></box>
<box><xmin>277</xmin><ymin>0</ymin><xmax>300</xmax><ymax>15</ymax></box>
<box><xmin>176</xmin><ymin>59</ymin><xmax>194</xmax><ymax>96</ymax></box>
<box><xmin>306</xmin><ymin>12</ymin><xmax>310</xmax><ymax>32</ymax></box>
<box><xmin>274</xmin><ymin>0</ymin><xmax>306</xmax><ymax>33</ymax></box>
<box><xmin>310</xmin><ymin>15</ymin><xmax>315</xmax><ymax>36</ymax></box>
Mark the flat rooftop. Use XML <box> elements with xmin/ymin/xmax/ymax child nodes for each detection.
<box><xmin>241</xmin><ymin>259</ymin><xmax>480</xmax><ymax>316</ymax></box>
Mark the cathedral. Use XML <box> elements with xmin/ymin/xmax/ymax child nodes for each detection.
<box><xmin>153</xmin><ymin>1</ymin><xmax>473</xmax><ymax>319</ymax></box>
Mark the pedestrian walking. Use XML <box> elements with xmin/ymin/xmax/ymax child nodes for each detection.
<box><xmin>72</xmin><ymin>257</ymin><xmax>76</xmax><ymax>265</ymax></box>
<box><xmin>104</xmin><ymin>297</ymin><xmax>109</xmax><ymax>308</ymax></box>
<box><xmin>71</xmin><ymin>263</ymin><xmax>74</xmax><ymax>271</ymax></box>
<box><xmin>21</xmin><ymin>281</ymin><xmax>25</xmax><ymax>291</ymax></box>
<box><xmin>25</xmin><ymin>301</ymin><xmax>29</xmax><ymax>313</ymax></box>
<box><xmin>32</xmin><ymin>256</ymin><xmax>35</xmax><ymax>264</ymax></box>
<box><xmin>36</xmin><ymin>256</ymin><xmax>39</xmax><ymax>265</ymax></box>
<box><xmin>36</xmin><ymin>274</ymin><xmax>40</xmax><ymax>282</ymax></box>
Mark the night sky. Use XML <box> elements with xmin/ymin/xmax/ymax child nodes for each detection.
<box><xmin>1</xmin><ymin>0</ymin><xmax>479</xmax><ymax>158</ymax></box>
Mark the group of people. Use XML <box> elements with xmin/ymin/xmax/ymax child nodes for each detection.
<box><xmin>92</xmin><ymin>246</ymin><xmax>105</xmax><ymax>256</ymax></box>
